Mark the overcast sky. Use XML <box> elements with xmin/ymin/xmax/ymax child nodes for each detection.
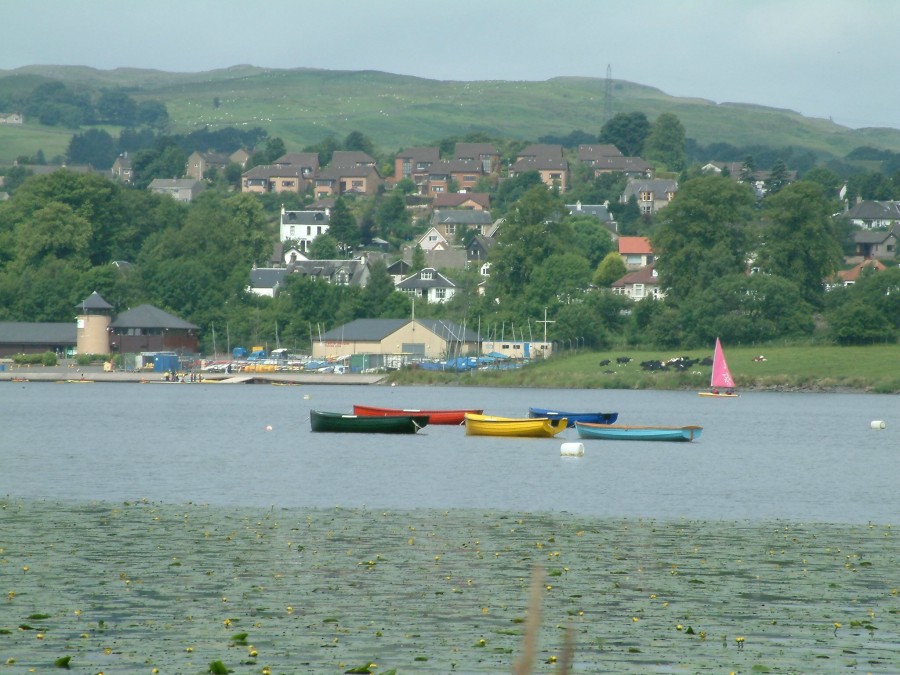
<box><xmin>1</xmin><ymin>0</ymin><xmax>895</xmax><ymax>130</ymax></box>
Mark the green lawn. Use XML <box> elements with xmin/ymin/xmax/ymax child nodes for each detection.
<box><xmin>392</xmin><ymin>344</ymin><xmax>900</xmax><ymax>393</ymax></box>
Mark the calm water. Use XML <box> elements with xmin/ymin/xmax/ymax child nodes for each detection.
<box><xmin>1</xmin><ymin>382</ymin><xmax>897</xmax><ymax>523</ymax></box>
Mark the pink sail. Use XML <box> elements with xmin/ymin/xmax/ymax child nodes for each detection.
<box><xmin>710</xmin><ymin>338</ymin><xmax>735</xmax><ymax>389</ymax></box>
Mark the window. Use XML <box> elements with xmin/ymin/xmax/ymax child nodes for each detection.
<box><xmin>640</xmin><ymin>205</ymin><xmax>652</xmax><ymax>215</ymax></box>
<box><xmin>435</xmin><ymin>288</ymin><xmax>446</xmax><ymax>300</ymax></box>
<box><xmin>289</xmin><ymin>226</ymin><xmax>295</xmax><ymax>236</ymax></box>
<box><xmin>421</xmin><ymin>270</ymin><xmax>433</xmax><ymax>280</ymax></box>
<box><xmin>640</xmin><ymin>191</ymin><xmax>652</xmax><ymax>201</ymax></box>
<box><xmin>351</xmin><ymin>180</ymin><xmax>364</xmax><ymax>190</ymax></box>
<box><xmin>464</xmin><ymin>174</ymin><xmax>476</xmax><ymax>182</ymax></box>
<box><xmin>402</xmin><ymin>159</ymin><xmax>411</xmax><ymax>177</ymax></box>
<box><xmin>632</xmin><ymin>283</ymin><xmax>645</xmax><ymax>298</ymax></box>
<box><xmin>446</xmin><ymin>224</ymin><xmax>456</xmax><ymax>235</ymax></box>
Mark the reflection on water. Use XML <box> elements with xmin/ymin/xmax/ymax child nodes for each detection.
<box><xmin>2</xmin><ymin>382</ymin><xmax>897</xmax><ymax>523</ymax></box>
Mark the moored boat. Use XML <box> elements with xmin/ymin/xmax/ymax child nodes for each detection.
<box><xmin>528</xmin><ymin>407</ymin><xmax>618</xmax><ymax>427</ymax></box>
<box><xmin>575</xmin><ymin>422</ymin><xmax>702</xmax><ymax>442</ymax></box>
<box><xmin>353</xmin><ymin>404</ymin><xmax>483</xmax><ymax>425</ymax></box>
<box><xmin>310</xmin><ymin>410</ymin><xmax>429</xmax><ymax>434</ymax></box>
<box><xmin>464</xmin><ymin>413</ymin><xmax>567</xmax><ymax>438</ymax></box>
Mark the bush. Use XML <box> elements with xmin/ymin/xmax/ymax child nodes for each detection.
<box><xmin>75</xmin><ymin>353</ymin><xmax>108</xmax><ymax>366</ymax></box>
<box><xmin>12</xmin><ymin>352</ymin><xmax>57</xmax><ymax>366</ymax></box>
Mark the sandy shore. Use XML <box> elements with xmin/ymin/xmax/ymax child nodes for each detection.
<box><xmin>1</xmin><ymin>499</ymin><xmax>898</xmax><ymax>673</ymax></box>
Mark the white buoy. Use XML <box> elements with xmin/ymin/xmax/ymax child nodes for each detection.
<box><xmin>870</xmin><ymin>420</ymin><xmax>886</xmax><ymax>430</ymax></box>
<box><xmin>560</xmin><ymin>442</ymin><xmax>585</xmax><ymax>457</ymax></box>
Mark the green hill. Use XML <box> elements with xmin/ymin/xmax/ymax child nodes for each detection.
<box><xmin>2</xmin><ymin>64</ymin><xmax>900</xmax><ymax>163</ymax></box>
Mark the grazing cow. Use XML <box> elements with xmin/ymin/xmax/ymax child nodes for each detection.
<box><xmin>599</xmin><ymin>359</ymin><xmax>611</xmax><ymax>367</ymax></box>
<box><xmin>700</xmin><ymin>357</ymin><xmax>714</xmax><ymax>366</ymax></box>
<box><xmin>616</xmin><ymin>356</ymin><xmax>632</xmax><ymax>364</ymax></box>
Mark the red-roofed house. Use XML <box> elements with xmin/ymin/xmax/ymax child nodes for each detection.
<box><xmin>618</xmin><ymin>236</ymin><xmax>654</xmax><ymax>270</ymax></box>
<box><xmin>834</xmin><ymin>259</ymin><xmax>887</xmax><ymax>287</ymax></box>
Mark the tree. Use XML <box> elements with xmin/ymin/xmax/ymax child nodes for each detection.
<box><xmin>136</xmin><ymin>100</ymin><xmax>169</xmax><ymax>130</ymax></box>
<box><xmin>97</xmin><ymin>89</ymin><xmax>137</xmax><ymax>126</ymax></box>
<box><xmin>652</xmin><ymin>175</ymin><xmax>756</xmax><ymax>304</ymax></box>
<box><xmin>643</xmin><ymin>113</ymin><xmax>686</xmax><ymax>171</ymax></box>
<box><xmin>569</xmin><ymin>215</ymin><xmax>614</xmax><ymax>268</ymax></box>
<box><xmin>411</xmin><ymin>244</ymin><xmax>426</xmax><ymax>272</ymax></box>
<box><xmin>757</xmin><ymin>181</ymin><xmax>844</xmax><ymax>307</ymax></box>
<box><xmin>67</xmin><ymin>128</ymin><xmax>117</xmax><ymax>169</ymax></box>
<box><xmin>765</xmin><ymin>158</ymin><xmax>789</xmax><ymax>195</ymax></box>
<box><xmin>828</xmin><ymin>301</ymin><xmax>895</xmax><ymax>345</ymax></box>
<box><xmin>598</xmin><ymin>112</ymin><xmax>650</xmax><ymax>156</ymax></box>
<box><xmin>15</xmin><ymin>202</ymin><xmax>92</xmax><ymax>268</ymax></box>
<box><xmin>309</xmin><ymin>234</ymin><xmax>339</xmax><ymax>259</ymax></box>
<box><xmin>593</xmin><ymin>251</ymin><xmax>627</xmax><ymax>287</ymax></box>
<box><xmin>527</xmin><ymin>252</ymin><xmax>592</xmax><ymax>307</ymax></box>
<box><xmin>327</xmin><ymin>197</ymin><xmax>359</xmax><ymax>252</ymax></box>
<box><xmin>739</xmin><ymin>156</ymin><xmax>756</xmax><ymax>183</ymax></box>
<box><xmin>362</xmin><ymin>258</ymin><xmax>400</xmax><ymax>317</ymax></box>
<box><xmin>344</xmin><ymin>130</ymin><xmax>375</xmax><ymax>156</ymax></box>
<box><xmin>376</xmin><ymin>192</ymin><xmax>411</xmax><ymax>240</ymax></box>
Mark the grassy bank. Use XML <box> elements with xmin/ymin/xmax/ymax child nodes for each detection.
<box><xmin>2</xmin><ymin>499</ymin><xmax>898</xmax><ymax>673</ymax></box>
<box><xmin>390</xmin><ymin>344</ymin><xmax>900</xmax><ymax>394</ymax></box>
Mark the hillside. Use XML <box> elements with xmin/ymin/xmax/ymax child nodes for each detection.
<box><xmin>2</xmin><ymin>64</ymin><xmax>900</xmax><ymax>163</ymax></box>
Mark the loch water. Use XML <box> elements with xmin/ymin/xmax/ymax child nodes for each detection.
<box><xmin>2</xmin><ymin>382</ymin><xmax>897</xmax><ymax>524</ymax></box>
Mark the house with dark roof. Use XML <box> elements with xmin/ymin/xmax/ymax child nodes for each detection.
<box><xmin>852</xmin><ymin>227</ymin><xmax>898</xmax><ymax>260</ymax></box>
<box><xmin>395</xmin><ymin>268</ymin><xmax>457</xmax><ymax>304</ymax></box>
<box><xmin>454</xmin><ymin>142</ymin><xmax>501</xmax><ymax>174</ymax></box>
<box><xmin>314</xmin><ymin>164</ymin><xmax>383</xmax><ymax>198</ymax></box>
<box><xmin>566</xmin><ymin>201</ymin><xmax>618</xmax><ymax>238</ymax></box>
<box><xmin>280</xmin><ymin>206</ymin><xmax>331</xmax><ymax>250</ymax></box>
<box><xmin>110</xmin><ymin>154</ymin><xmax>133</xmax><ymax>183</ymax></box>
<box><xmin>844</xmin><ymin>200</ymin><xmax>900</xmax><ymax>230</ymax></box>
<box><xmin>241</xmin><ymin>165</ymin><xmax>310</xmax><ymax>194</ymax></box>
<box><xmin>248</xmin><ymin>258</ymin><xmax>371</xmax><ymax>297</ymax></box>
<box><xmin>509</xmin><ymin>144</ymin><xmax>569</xmax><ymax>191</ymax></box>
<box><xmin>432</xmin><ymin>192</ymin><xmax>490</xmax><ymax>211</ymax></box>
<box><xmin>578</xmin><ymin>145</ymin><xmax>653</xmax><ymax>178</ymax></box>
<box><xmin>425</xmin><ymin>159</ymin><xmax>483</xmax><ymax>195</ymax></box>
<box><xmin>611</xmin><ymin>262</ymin><xmax>665</xmax><ymax>300</ymax></box>
<box><xmin>393</xmin><ymin>146</ymin><xmax>440</xmax><ymax>191</ymax></box>
<box><xmin>109</xmin><ymin>305</ymin><xmax>199</xmax><ymax>354</ymax></box>
<box><xmin>186</xmin><ymin>149</ymin><xmax>250</xmax><ymax>181</ymax></box>
<box><xmin>149</xmin><ymin>178</ymin><xmax>205</xmax><ymax>202</ymax></box>
<box><xmin>312</xmin><ymin>318</ymin><xmax>479</xmax><ymax>360</ymax></box>
<box><xmin>431</xmin><ymin>209</ymin><xmax>494</xmax><ymax>240</ymax></box>
<box><xmin>620</xmin><ymin>178</ymin><xmax>677</xmax><ymax>215</ymax></box>
<box><xmin>273</xmin><ymin>152</ymin><xmax>320</xmax><ymax>174</ymax></box>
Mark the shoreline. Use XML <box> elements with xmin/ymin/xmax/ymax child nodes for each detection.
<box><xmin>3</xmin><ymin>497</ymin><xmax>898</xmax><ymax>673</ymax></box>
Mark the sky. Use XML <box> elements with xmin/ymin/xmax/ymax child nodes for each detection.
<box><xmin>1</xmin><ymin>0</ymin><xmax>897</xmax><ymax>130</ymax></box>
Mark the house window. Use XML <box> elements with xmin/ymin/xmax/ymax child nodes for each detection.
<box><xmin>290</xmin><ymin>226</ymin><xmax>295</xmax><ymax>237</ymax></box>
<box><xmin>351</xmin><ymin>180</ymin><xmax>364</xmax><ymax>190</ymax></box>
<box><xmin>632</xmin><ymin>284</ymin><xmax>645</xmax><ymax>298</ymax></box>
<box><xmin>640</xmin><ymin>205</ymin><xmax>652</xmax><ymax>215</ymax></box>
<box><xmin>435</xmin><ymin>288</ymin><xmax>446</xmax><ymax>300</ymax></box>
<box><xmin>317</xmin><ymin>226</ymin><xmax>322</xmax><ymax>235</ymax></box>
<box><xmin>464</xmin><ymin>174</ymin><xmax>476</xmax><ymax>182</ymax></box>
<box><xmin>402</xmin><ymin>159</ymin><xmax>411</xmax><ymax>177</ymax></box>
<box><xmin>307</xmin><ymin>226</ymin><xmax>312</xmax><ymax>235</ymax></box>
<box><xmin>281</xmin><ymin>180</ymin><xmax>295</xmax><ymax>188</ymax></box>
<box><xmin>640</xmin><ymin>191</ymin><xmax>652</xmax><ymax>201</ymax></box>
<box><xmin>421</xmin><ymin>270</ymin><xmax>433</xmax><ymax>280</ymax></box>
<box><xmin>336</xmin><ymin>270</ymin><xmax>349</xmax><ymax>285</ymax></box>
<box><xmin>446</xmin><ymin>224</ymin><xmax>456</xmax><ymax>235</ymax></box>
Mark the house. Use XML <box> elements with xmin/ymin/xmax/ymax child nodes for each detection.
<box><xmin>611</xmin><ymin>262</ymin><xmax>665</xmax><ymax>300</ymax></box>
<box><xmin>241</xmin><ymin>165</ymin><xmax>309</xmax><ymax>194</ymax></box>
<box><xmin>454</xmin><ymin>142</ymin><xmax>501</xmax><ymax>174</ymax></box>
<box><xmin>844</xmin><ymin>200</ymin><xmax>900</xmax><ymax>231</ymax></box>
<box><xmin>618</xmin><ymin>236</ymin><xmax>654</xmax><ymax>269</ymax></box>
<box><xmin>148</xmin><ymin>178</ymin><xmax>205</xmax><ymax>202</ymax></box>
<box><xmin>280</xmin><ymin>206</ymin><xmax>331</xmax><ymax>250</ymax></box>
<box><xmin>431</xmin><ymin>209</ymin><xmax>494</xmax><ymax>240</ymax></box>
<box><xmin>466</xmin><ymin>234</ymin><xmax>496</xmax><ymax>268</ymax></box>
<box><xmin>425</xmin><ymin>159</ymin><xmax>483</xmax><ymax>195</ymax></box>
<box><xmin>395</xmin><ymin>267</ymin><xmax>457</xmax><ymax>303</ymax></box>
<box><xmin>509</xmin><ymin>144</ymin><xmax>569</xmax><ymax>191</ymax></box>
<box><xmin>416</xmin><ymin>227</ymin><xmax>451</xmax><ymax>252</ymax></box>
<box><xmin>273</xmin><ymin>152</ymin><xmax>320</xmax><ymax>175</ymax></box>
<box><xmin>185</xmin><ymin>149</ymin><xmax>250</xmax><ymax>181</ymax></box>
<box><xmin>393</xmin><ymin>146</ymin><xmax>440</xmax><ymax>191</ymax></box>
<box><xmin>314</xmin><ymin>164</ymin><xmax>383</xmax><ymax>198</ymax></box>
<box><xmin>110</xmin><ymin>154</ymin><xmax>133</xmax><ymax>183</ymax></box>
<box><xmin>248</xmin><ymin>267</ymin><xmax>290</xmax><ymax>297</ymax></box>
<box><xmin>0</xmin><ymin>322</ymin><xmax>75</xmax><ymax>357</ymax></box>
<box><xmin>620</xmin><ymin>178</ymin><xmax>677</xmax><ymax>214</ymax></box>
<box><xmin>109</xmin><ymin>304</ymin><xmax>199</xmax><ymax>354</ymax></box>
<box><xmin>0</xmin><ymin>113</ymin><xmax>24</xmax><ymax>124</ymax></box>
<box><xmin>247</xmin><ymin>257</ymin><xmax>371</xmax><ymax>297</ymax></box>
<box><xmin>566</xmin><ymin>201</ymin><xmax>618</xmax><ymax>238</ymax></box>
<box><xmin>578</xmin><ymin>145</ymin><xmax>653</xmax><ymax>178</ymax></box>
<box><xmin>834</xmin><ymin>259</ymin><xmax>887</xmax><ymax>287</ymax></box>
<box><xmin>432</xmin><ymin>192</ymin><xmax>490</xmax><ymax>211</ymax></box>
<box><xmin>312</xmin><ymin>318</ymin><xmax>479</xmax><ymax>360</ymax></box>
<box><xmin>387</xmin><ymin>259</ymin><xmax>412</xmax><ymax>284</ymax></box>
<box><xmin>328</xmin><ymin>150</ymin><xmax>377</xmax><ymax>169</ymax></box>
<box><xmin>851</xmin><ymin>227</ymin><xmax>898</xmax><ymax>260</ymax></box>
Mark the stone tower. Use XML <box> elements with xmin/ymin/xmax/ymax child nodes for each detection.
<box><xmin>76</xmin><ymin>291</ymin><xmax>114</xmax><ymax>355</ymax></box>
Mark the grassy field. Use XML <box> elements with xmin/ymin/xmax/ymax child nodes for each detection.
<box><xmin>391</xmin><ymin>344</ymin><xmax>900</xmax><ymax>394</ymax></box>
<box><xmin>2</xmin><ymin>499</ymin><xmax>898</xmax><ymax>673</ymax></box>
<box><xmin>3</xmin><ymin>65</ymin><xmax>900</xmax><ymax>165</ymax></box>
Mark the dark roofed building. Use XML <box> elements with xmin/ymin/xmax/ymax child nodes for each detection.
<box><xmin>109</xmin><ymin>304</ymin><xmax>199</xmax><ymax>354</ymax></box>
<box><xmin>0</xmin><ymin>322</ymin><xmax>76</xmax><ymax>357</ymax></box>
<box><xmin>312</xmin><ymin>318</ymin><xmax>479</xmax><ymax>360</ymax></box>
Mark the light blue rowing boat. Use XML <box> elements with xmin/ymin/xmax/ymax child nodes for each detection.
<box><xmin>575</xmin><ymin>422</ymin><xmax>702</xmax><ymax>442</ymax></box>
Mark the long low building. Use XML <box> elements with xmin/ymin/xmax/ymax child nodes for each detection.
<box><xmin>312</xmin><ymin>318</ymin><xmax>479</xmax><ymax>361</ymax></box>
<box><xmin>0</xmin><ymin>322</ymin><xmax>76</xmax><ymax>357</ymax></box>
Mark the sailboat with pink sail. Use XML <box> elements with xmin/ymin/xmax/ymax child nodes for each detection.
<box><xmin>698</xmin><ymin>337</ymin><xmax>739</xmax><ymax>398</ymax></box>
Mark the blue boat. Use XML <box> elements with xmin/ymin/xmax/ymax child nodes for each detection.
<box><xmin>575</xmin><ymin>422</ymin><xmax>702</xmax><ymax>442</ymax></box>
<box><xmin>528</xmin><ymin>407</ymin><xmax>618</xmax><ymax>427</ymax></box>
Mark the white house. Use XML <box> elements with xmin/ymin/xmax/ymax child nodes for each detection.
<box><xmin>395</xmin><ymin>267</ymin><xmax>457</xmax><ymax>303</ymax></box>
<box><xmin>280</xmin><ymin>206</ymin><xmax>330</xmax><ymax>251</ymax></box>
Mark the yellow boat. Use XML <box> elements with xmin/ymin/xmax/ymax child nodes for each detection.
<box><xmin>464</xmin><ymin>413</ymin><xmax>568</xmax><ymax>438</ymax></box>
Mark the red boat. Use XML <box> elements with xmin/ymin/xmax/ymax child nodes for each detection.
<box><xmin>352</xmin><ymin>404</ymin><xmax>483</xmax><ymax>425</ymax></box>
